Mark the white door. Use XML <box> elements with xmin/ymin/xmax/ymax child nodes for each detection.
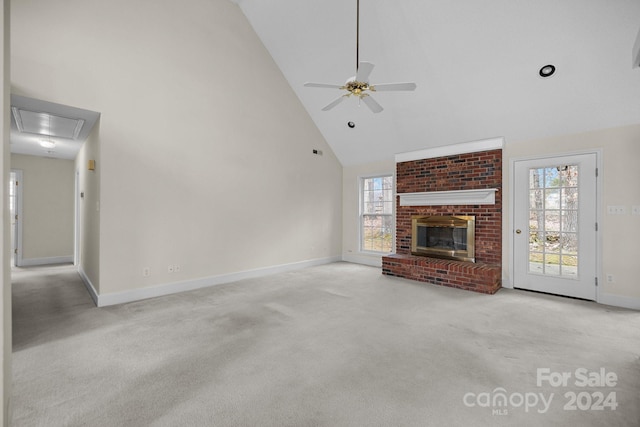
<box><xmin>513</xmin><ymin>153</ymin><xmax>598</xmax><ymax>300</ymax></box>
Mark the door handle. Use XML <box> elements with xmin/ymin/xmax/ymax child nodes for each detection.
<box><xmin>515</xmin><ymin>229</ymin><xmax>522</xmax><ymax>234</ymax></box>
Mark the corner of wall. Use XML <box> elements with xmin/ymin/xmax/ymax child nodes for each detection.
<box><xmin>342</xmin><ymin>252</ymin><xmax>383</xmax><ymax>267</ymax></box>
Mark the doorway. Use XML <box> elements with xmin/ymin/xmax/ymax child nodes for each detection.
<box><xmin>513</xmin><ymin>153</ymin><xmax>598</xmax><ymax>300</ymax></box>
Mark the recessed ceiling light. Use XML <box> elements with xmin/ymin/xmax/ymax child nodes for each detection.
<box><xmin>347</xmin><ymin>121</ymin><xmax>355</xmax><ymax>128</ymax></box>
<box><xmin>539</xmin><ymin>64</ymin><xmax>556</xmax><ymax>78</ymax></box>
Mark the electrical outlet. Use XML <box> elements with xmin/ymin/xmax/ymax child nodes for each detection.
<box><xmin>168</xmin><ymin>265</ymin><xmax>174</xmax><ymax>273</ymax></box>
<box><xmin>143</xmin><ymin>267</ymin><xmax>150</xmax><ymax>277</ymax></box>
<box><xmin>607</xmin><ymin>206</ymin><xmax>626</xmax><ymax>215</ymax></box>
<box><xmin>632</xmin><ymin>206</ymin><xmax>640</xmax><ymax>216</ymax></box>
<box><xmin>606</xmin><ymin>274</ymin><xmax>615</xmax><ymax>283</ymax></box>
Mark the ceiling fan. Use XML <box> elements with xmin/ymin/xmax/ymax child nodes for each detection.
<box><xmin>304</xmin><ymin>0</ymin><xmax>417</xmax><ymax>114</ymax></box>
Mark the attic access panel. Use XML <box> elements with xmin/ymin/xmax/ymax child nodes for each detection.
<box><xmin>11</xmin><ymin>108</ymin><xmax>85</xmax><ymax>140</ymax></box>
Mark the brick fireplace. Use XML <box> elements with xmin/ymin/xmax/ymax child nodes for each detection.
<box><xmin>382</xmin><ymin>141</ymin><xmax>503</xmax><ymax>294</ymax></box>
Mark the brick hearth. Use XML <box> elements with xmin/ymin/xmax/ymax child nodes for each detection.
<box><xmin>382</xmin><ymin>147</ymin><xmax>502</xmax><ymax>294</ymax></box>
<box><xmin>382</xmin><ymin>254</ymin><xmax>501</xmax><ymax>294</ymax></box>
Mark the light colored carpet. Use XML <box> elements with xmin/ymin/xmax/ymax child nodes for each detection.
<box><xmin>11</xmin><ymin>262</ymin><xmax>640</xmax><ymax>426</ymax></box>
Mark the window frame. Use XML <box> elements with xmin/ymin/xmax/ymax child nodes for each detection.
<box><xmin>359</xmin><ymin>173</ymin><xmax>395</xmax><ymax>254</ymax></box>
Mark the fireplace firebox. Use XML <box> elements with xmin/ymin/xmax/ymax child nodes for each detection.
<box><xmin>411</xmin><ymin>215</ymin><xmax>475</xmax><ymax>262</ymax></box>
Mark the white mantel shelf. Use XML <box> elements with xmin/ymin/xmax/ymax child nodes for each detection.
<box><xmin>399</xmin><ymin>188</ymin><xmax>498</xmax><ymax>206</ymax></box>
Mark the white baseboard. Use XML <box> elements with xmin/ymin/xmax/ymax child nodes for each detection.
<box><xmin>95</xmin><ymin>256</ymin><xmax>342</xmax><ymax>307</ymax></box>
<box><xmin>20</xmin><ymin>255</ymin><xmax>73</xmax><ymax>267</ymax></box>
<box><xmin>598</xmin><ymin>292</ymin><xmax>640</xmax><ymax>311</ymax></box>
<box><xmin>342</xmin><ymin>253</ymin><xmax>383</xmax><ymax>267</ymax></box>
<box><xmin>78</xmin><ymin>266</ymin><xmax>99</xmax><ymax>306</ymax></box>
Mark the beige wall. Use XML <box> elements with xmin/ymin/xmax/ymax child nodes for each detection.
<box><xmin>504</xmin><ymin>124</ymin><xmax>640</xmax><ymax>302</ymax></box>
<box><xmin>342</xmin><ymin>159</ymin><xmax>395</xmax><ymax>267</ymax></box>
<box><xmin>11</xmin><ymin>0</ymin><xmax>342</xmax><ymax>297</ymax></box>
<box><xmin>75</xmin><ymin>123</ymin><xmax>100</xmax><ymax>293</ymax></box>
<box><xmin>10</xmin><ymin>154</ymin><xmax>74</xmax><ymax>263</ymax></box>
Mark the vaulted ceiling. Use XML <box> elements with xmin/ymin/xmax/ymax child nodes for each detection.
<box><xmin>233</xmin><ymin>0</ymin><xmax>640</xmax><ymax>166</ymax></box>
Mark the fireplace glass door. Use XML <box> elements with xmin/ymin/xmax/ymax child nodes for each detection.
<box><xmin>416</xmin><ymin>226</ymin><xmax>467</xmax><ymax>251</ymax></box>
<box><xmin>412</xmin><ymin>216</ymin><xmax>475</xmax><ymax>262</ymax></box>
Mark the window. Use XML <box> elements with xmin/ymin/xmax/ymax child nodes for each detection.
<box><xmin>360</xmin><ymin>175</ymin><xmax>394</xmax><ymax>253</ymax></box>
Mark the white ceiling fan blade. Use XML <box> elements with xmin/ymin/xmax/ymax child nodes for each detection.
<box><xmin>361</xmin><ymin>95</ymin><xmax>383</xmax><ymax>113</ymax></box>
<box><xmin>355</xmin><ymin>61</ymin><xmax>375</xmax><ymax>82</ymax></box>
<box><xmin>304</xmin><ymin>82</ymin><xmax>343</xmax><ymax>89</ymax></box>
<box><xmin>371</xmin><ymin>82</ymin><xmax>417</xmax><ymax>92</ymax></box>
<box><xmin>322</xmin><ymin>95</ymin><xmax>348</xmax><ymax>111</ymax></box>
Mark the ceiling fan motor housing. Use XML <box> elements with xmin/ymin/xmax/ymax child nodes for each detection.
<box><xmin>343</xmin><ymin>80</ymin><xmax>371</xmax><ymax>97</ymax></box>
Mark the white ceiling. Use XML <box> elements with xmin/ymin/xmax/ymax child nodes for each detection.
<box><xmin>10</xmin><ymin>95</ymin><xmax>100</xmax><ymax>160</ymax></box>
<box><xmin>234</xmin><ymin>0</ymin><xmax>640</xmax><ymax>166</ymax></box>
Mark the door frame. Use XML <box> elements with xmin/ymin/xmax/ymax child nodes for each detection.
<box><xmin>10</xmin><ymin>169</ymin><xmax>24</xmax><ymax>267</ymax></box>
<box><xmin>75</xmin><ymin>170</ymin><xmax>81</xmax><ymax>266</ymax></box>
<box><xmin>508</xmin><ymin>149</ymin><xmax>603</xmax><ymax>302</ymax></box>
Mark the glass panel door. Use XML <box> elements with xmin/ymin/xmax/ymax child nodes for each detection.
<box><xmin>513</xmin><ymin>153</ymin><xmax>597</xmax><ymax>301</ymax></box>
